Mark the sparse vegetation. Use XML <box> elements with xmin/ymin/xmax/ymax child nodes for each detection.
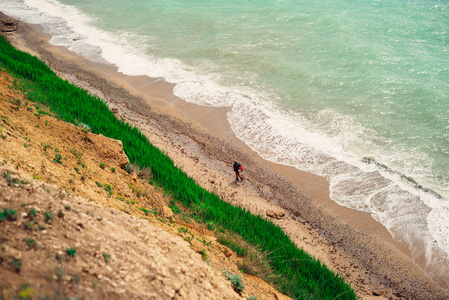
<box><xmin>11</xmin><ymin>258</ymin><xmax>22</xmax><ymax>273</ymax></box>
<box><xmin>23</xmin><ymin>238</ymin><xmax>37</xmax><ymax>249</ymax></box>
<box><xmin>4</xmin><ymin>170</ymin><xmax>11</xmax><ymax>181</ymax></box>
<box><xmin>201</xmin><ymin>249</ymin><xmax>208</xmax><ymax>261</ymax></box>
<box><xmin>44</xmin><ymin>211</ymin><xmax>54</xmax><ymax>224</ymax></box>
<box><xmin>26</xmin><ymin>221</ymin><xmax>34</xmax><ymax>231</ymax></box>
<box><xmin>66</xmin><ymin>248</ymin><xmax>77</xmax><ymax>258</ymax></box>
<box><xmin>55</xmin><ymin>266</ymin><xmax>65</xmax><ymax>281</ymax></box>
<box><xmin>103</xmin><ymin>252</ymin><xmax>111</xmax><ymax>263</ymax></box>
<box><xmin>28</xmin><ymin>207</ymin><xmax>36</xmax><ymax>219</ymax></box>
<box><xmin>41</xmin><ymin>143</ymin><xmax>52</xmax><ymax>152</ymax></box>
<box><xmin>0</xmin><ymin>208</ymin><xmax>17</xmax><ymax>222</ymax></box>
<box><xmin>222</xmin><ymin>271</ymin><xmax>245</xmax><ymax>294</ymax></box>
<box><xmin>53</xmin><ymin>153</ymin><xmax>63</xmax><ymax>164</ymax></box>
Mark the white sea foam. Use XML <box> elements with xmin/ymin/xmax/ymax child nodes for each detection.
<box><xmin>2</xmin><ymin>0</ymin><xmax>449</xmax><ymax>274</ymax></box>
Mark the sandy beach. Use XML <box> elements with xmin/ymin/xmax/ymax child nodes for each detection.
<box><xmin>2</xmin><ymin>12</ymin><xmax>448</xmax><ymax>299</ymax></box>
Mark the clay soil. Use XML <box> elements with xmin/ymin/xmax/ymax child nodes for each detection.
<box><xmin>0</xmin><ymin>70</ymin><xmax>290</xmax><ymax>299</ymax></box>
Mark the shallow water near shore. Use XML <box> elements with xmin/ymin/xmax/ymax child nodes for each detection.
<box><xmin>2</xmin><ymin>0</ymin><xmax>449</xmax><ymax>281</ymax></box>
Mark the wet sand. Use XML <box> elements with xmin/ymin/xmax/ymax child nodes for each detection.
<box><xmin>1</xmin><ymin>12</ymin><xmax>448</xmax><ymax>299</ymax></box>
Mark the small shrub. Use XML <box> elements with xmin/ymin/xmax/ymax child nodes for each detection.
<box><xmin>23</xmin><ymin>238</ymin><xmax>37</xmax><ymax>249</ymax></box>
<box><xmin>138</xmin><ymin>167</ymin><xmax>152</xmax><ymax>181</ymax></box>
<box><xmin>66</xmin><ymin>248</ymin><xmax>76</xmax><ymax>258</ymax></box>
<box><xmin>45</xmin><ymin>211</ymin><xmax>54</xmax><ymax>224</ymax></box>
<box><xmin>246</xmin><ymin>296</ymin><xmax>257</xmax><ymax>300</ymax></box>
<box><xmin>53</xmin><ymin>153</ymin><xmax>63</xmax><ymax>164</ymax></box>
<box><xmin>55</xmin><ymin>266</ymin><xmax>65</xmax><ymax>282</ymax></box>
<box><xmin>18</xmin><ymin>284</ymin><xmax>35</xmax><ymax>299</ymax></box>
<box><xmin>103</xmin><ymin>184</ymin><xmax>113</xmax><ymax>195</ymax></box>
<box><xmin>4</xmin><ymin>171</ymin><xmax>12</xmax><ymax>181</ymax></box>
<box><xmin>0</xmin><ymin>208</ymin><xmax>17</xmax><ymax>222</ymax></box>
<box><xmin>103</xmin><ymin>252</ymin><xmax>111</xmax><ymax>263</ymax></box>
<box><xmin>99</xmin><ymin>163</ymin><xmax>106</xmax><ymax>169</ymax></box>
<box><xmin>41</xmin><ymin>143</ymin><xmax>52</xmax><ymax>151</ymax></box>
<box><xmin>123</xmin><ymin>163</ymin><xmax>133</xmax><ymax>174</ymax></box>
<box><xmin>222</xmin><ymin>271</ymin><xmax>245</xmax><ymax>294</ymax></box>
<box><xmin>201</xmin><ymin>249</ymin><xmax>208</xmax><ymax>261</ymax></box>
<box><xmin>110</xmin><ymin>167</ymin><xmax>116</xmax><ymax>173</ymax></box>
<box><xmin>11</xmin><ymin>258</ymin><xmax>22</xmax><ymax>273</ymax></box>
<box><xmin>26</xmin><ymin>221</ymin><xmax>34</xmax><ymax>231</ymax></box>
<box><xmin>139</xmin><ymin>207</ymin><xmax>149</xmax><ymax>215</ymax></box>
<box><xmin>123</xmin><ymin>163</ymin><xmax>140</xmax><ymax>175</ymax></box>
<box><xmin>78</xmin><ymin>122</ymin><xmax>91</xmax><ymax>132</ymax></box>
<box><xmin>28</xmin><ymin>208</ymin><xmax>36</xmax><ymax>219</ymax></box>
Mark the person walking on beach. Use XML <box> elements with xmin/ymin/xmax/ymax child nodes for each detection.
<box><xmin>233</xmin><ymin>161</ymin><xmax>244</xmax><ymax>182</ymax></box>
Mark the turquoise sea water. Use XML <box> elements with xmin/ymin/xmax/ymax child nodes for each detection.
<box><xmin>2</xmin><ymin>0</ymin><xmax>449</xmax><ymax>276</ymax></box>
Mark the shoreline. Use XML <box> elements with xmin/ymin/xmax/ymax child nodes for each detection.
<box><xmin>2</xmin><ymin>12</ymin><xmax>448</xmax><ymax>299</ymax></box>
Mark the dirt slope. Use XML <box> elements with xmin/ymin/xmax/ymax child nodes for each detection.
<box><xmin>0</xmin><ymin>70</ymin><xmax>291</xmax><ymax>300</ymax></box>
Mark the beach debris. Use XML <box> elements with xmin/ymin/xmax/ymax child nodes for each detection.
<box><xmin>110</xmin><ymin>107</ymin><xmax>119</xmax><ymax>114</ymax></box>
<box><xmin>266</xmin><ymin>210</ymin><xmax>285</xmax><ymax>220</ymax></box>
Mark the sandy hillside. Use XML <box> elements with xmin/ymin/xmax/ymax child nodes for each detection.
<box><xmin>0</xmin><ymin>70</ymin><xmax>291</xmax><ymax>300</ymax></box>
<box><xmin>2</xmin><ymin>10</ymin><xmax>449</xmax><ymax>299</ymax></box>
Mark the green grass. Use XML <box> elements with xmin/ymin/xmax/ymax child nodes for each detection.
<box><xmin>0</xmin><ymin>36</ymin><xmax>357</xmax><ymax>300</ymax></box>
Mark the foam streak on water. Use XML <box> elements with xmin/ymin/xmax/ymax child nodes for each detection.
<box><xmin>2</xmin><ymin>0</ymin><xmax>449</xmax><ymax>275</ymax></box>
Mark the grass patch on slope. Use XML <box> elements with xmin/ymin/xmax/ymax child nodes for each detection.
<box><xmin>0</xmin><ymin>36</ymin><xmax>357</xmax><ymax>300</ymax></box>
